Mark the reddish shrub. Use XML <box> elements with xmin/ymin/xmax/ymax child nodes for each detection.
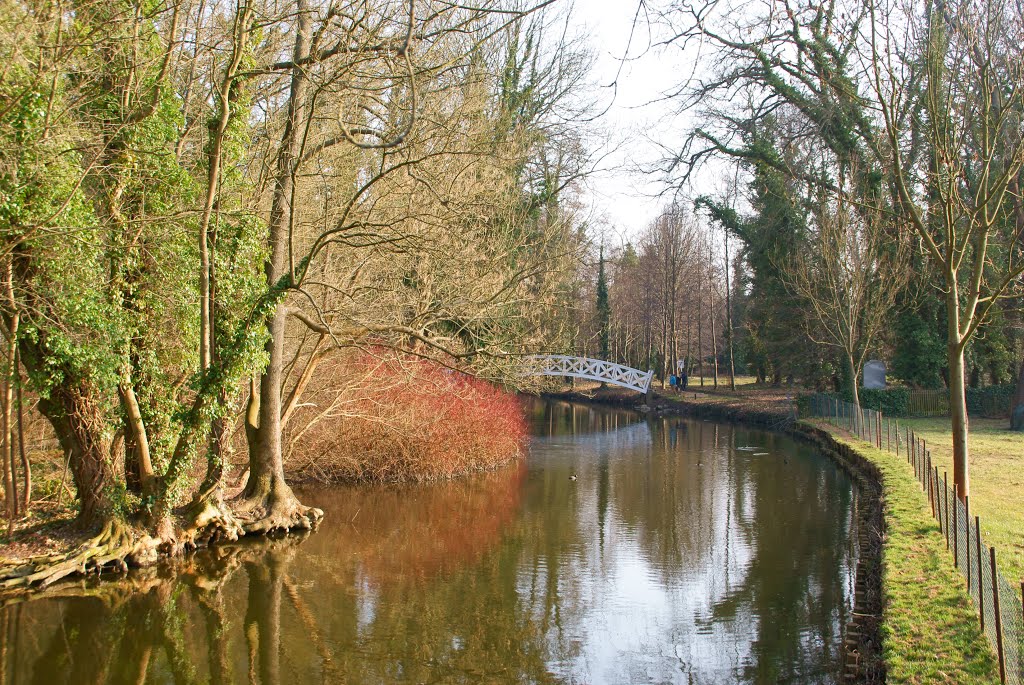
<box><xmin>285</xmin><ymin>350</ymin><xmax>527</xmax><ymax>483</ymax></box>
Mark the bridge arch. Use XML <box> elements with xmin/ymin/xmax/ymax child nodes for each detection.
<box><xmin>521</xmin><ymin>355</ymin><xmax>654</xmax><ymax>394</ymax></box>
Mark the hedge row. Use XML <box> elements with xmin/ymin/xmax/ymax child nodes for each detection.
<box><xmin>859</xmin><ymin>387</ymin><xmax>911</xmax><ymax>415</ymax></box>
<box><xmin>813</xmin><ymin>384</ymin><xmax>1017</xmax><ymax>418</ymax></box>
<box><xmin>965</xmin><ymin>384</ymin><xmax>1016</xmax><ymax>417</ymax></box>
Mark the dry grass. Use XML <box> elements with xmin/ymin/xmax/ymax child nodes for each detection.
<box><xmin>285</xmin><ymin>350</ymin><xmax>527</xmax><ymax>483</ymax></box>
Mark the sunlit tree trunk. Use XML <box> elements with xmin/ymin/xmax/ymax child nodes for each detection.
<box><xmin>947</xmin><ymin>294</ymin><xmax>970</xmax><ymax>497</ymax></box>
<box><xmin>240</xmin><ymin>0</ymin><xmax>318</xmax><ymax>531</ymax></box>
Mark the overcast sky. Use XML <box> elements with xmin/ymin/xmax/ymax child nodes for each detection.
<box><xmin>567</xmin><ymin>0</ymin><xmax>701</xmax><ymax>244</ymax></box>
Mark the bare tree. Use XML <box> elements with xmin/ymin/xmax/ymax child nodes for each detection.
<box><xmin>654</xmin><ymin>0</ymin><xmax>1024</xmax><ymax>498</ymax></box>
<box><xmin>864</xmin><ymin>0</ymin><xmax>1024</xmax><ymax>495</ymax></box>
<box><xmin>781</xmin><ymin>178</ymin><xmax>910</xmax><ymax>408</ymax></box>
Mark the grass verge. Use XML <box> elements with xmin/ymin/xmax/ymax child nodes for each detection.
<box><xmin>814</xmin><ymin>421</ymin><xmax>1000</xmax><ymax>684</ymax></box>
<box><xmin>899</xmin><ymin>417</ymin><xmax>1024</xmax><ymax>582</ymax></box>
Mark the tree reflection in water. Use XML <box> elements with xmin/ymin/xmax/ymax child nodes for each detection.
<box><xmin>0</xmin><ymin>401</ymin><xmax>856</xmax><ymax>684</ymax></box>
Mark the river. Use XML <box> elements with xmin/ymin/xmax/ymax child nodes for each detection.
<box><xmin>0</xmin><ymin>398</ymin><xmax>857</xmax><ymax>684</ymax></box>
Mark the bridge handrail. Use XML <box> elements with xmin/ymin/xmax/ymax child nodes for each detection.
<box><xmin>520</xmin><ymin>355</ymin><xmax>654</xmax><ymax>394</ymax></box>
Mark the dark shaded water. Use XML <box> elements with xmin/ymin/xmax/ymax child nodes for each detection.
<box><xmin>0</xmin><ymin>399</ymin><xmax>856</xmax><ymax>684</ymax></box>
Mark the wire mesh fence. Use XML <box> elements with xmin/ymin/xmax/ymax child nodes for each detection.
<box><xmin>805</xmin><ymin>393</ymin><xmax>1023</xmax><ymax>684</ymax></box>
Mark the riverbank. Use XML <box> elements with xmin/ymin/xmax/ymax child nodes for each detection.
<box><xmin>817</xmin><ymin>425</ymin><xmax>1000</xmax><ymax>684</ymax></box>
<box><xmin>543</xmin><ymin>384</ymin><xmax>797</xmax><ymax>426</ymax></box>
<box><xmin>543</xmin><ymin>387</ymin><xmax>1001</xmax><ymax>684</ymax></box>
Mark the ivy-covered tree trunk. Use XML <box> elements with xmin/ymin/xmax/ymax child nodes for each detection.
<box><xmin>36</xmin><ymin>385</ymin><xmax>111</xmax><ymax>529</ymax></box>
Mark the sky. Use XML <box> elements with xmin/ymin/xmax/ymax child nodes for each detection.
<box><xmin>566</xmin><ymin>0</ymin><xmax>708</xmax><ymax>243</ymax></box>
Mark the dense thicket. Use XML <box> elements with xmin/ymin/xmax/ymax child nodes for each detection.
<box><xmin>0</xmin><ymin>0</ymin><xmax>588</xmax><ymax>581</ymax></box>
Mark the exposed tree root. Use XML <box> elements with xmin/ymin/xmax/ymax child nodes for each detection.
<box><xmin>179</xmin><ymin>493</ymin><xmax>245</xmax><ymax>551</ymax></box>
<box><xmin>233</xmin><ymin>493</ymin><xmax>323</xmax><ymax>536</ymax></box>
<box><xmin>0</xmin><ymin>519</ymin><xmax>157</xmax><ymax>590</ymax></box>
<box><xmin>0</xmin><ymin>498</ymin><xmax>322</xmax><ymax>593</ymax></box>
<box><xmin>0</xmin><ymin>570</ymin><xmax>166</xmax><ymax>609</ymax></box>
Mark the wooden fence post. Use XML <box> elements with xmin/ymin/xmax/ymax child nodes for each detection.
<box><xmin>919</xmin><ymin>442</ymin><xmax>925</xmax><ymax>488</ymax></box>
<box><xmin>953</xmin><ymin>484</ymin><xmax>959</xmax><ymax>572</ymax></box>
<box><xmin>990</xmin><ymin>547</ymin><xmax>1005</xmax><ymax>683</ymax></box>
<box><xmin>966</xmin><ymin>496</ymin><xmax>972</xmax><ymax>591</ymax></box>
<box><xmin>928</xmin><ymin>454</ymin><xmax>935</xmax><ymax>517</ymax></box>
<box><xmin>977</xmin><ymin>515</ymin><xmax>984</xmax><ymax>633</ymax></box>
<box><xmin>920</xmin><ymin>442</ymin><xmax>926</xmax><ymax>488</ymax></box>
<box><xmin>916</xmin><ymin>437</ymin><xmax>921</xmax><ymax>479</ymax></box>
<box><xmin>913</xmin><ymin>430</ymin><xmax>921</xmax><ymax>473</ymax></box>
<box><xmin>922</xmin><ymin>439</ymin><xmax>927</xmax><ymax>486</ymax></box>
<box><xmin>943</xmin><ymin>471</ymin><xmax>949</xmax><ymax>550</ymax></box>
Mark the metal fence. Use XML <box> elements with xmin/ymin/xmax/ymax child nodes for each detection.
<box><xmin>805</xmin><ymin>393</ymin><xmax>1024</xmax><ymax>684</ymax></box>
<box><xmin>907</xmin><ymin>389</ymin><xmax>950</xmax><ymax>417</ymax></box>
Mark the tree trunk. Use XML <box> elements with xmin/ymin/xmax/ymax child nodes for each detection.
<box><xmin>725</xmin><ymin>231</ymin><xmax>736</xmax><ymax>390</ymax></box>
<box><xmin>239</xmin><ymin>0</ymin><xmax>320</xmax><ymax>533</ymax></box>
<box><xmin>697</xmin><ymin>274</ymin><xmax>704</xmax><ymax>387</ymax></box>
<box><xmin>949</xmin><ymin>341</ymin><xmax>970</xmax><ymax>500</ymax></box>
<box><xmin>846</xmin><ymin>351</ymin><xmax>862</xmax><ymax>435</ymax></box>
<box><xmin>2</xmin><ymin>269</ymin><xmax>18</xmax><ymax>527</ymax></box>
<box><xmin>2</xmin><ymin>336</ymin><xmax>14</xmax><ymax>531</ymax></box>
<box><xmin>244</xmin><ymin>0</ymin><xmax>307</xmax><ymax>493</ymax></box>
<box><xmin>245</xmin><ymin>305</ymin><xmax>294</xmax><ymax>506</ymax></box>
<box><xmin>708</xmin><ymin>244</ymin><xmax>718</xmax><ymax>389</ymax></box>
<box><xmin>1011</xmin><ymin>356</ymin><xmax>1024</xmax><ymax>431</ymax></box>
<box><xmin>1009</xmin><ymin>177</ymin><xmax>1024</xmax><ymax>430</ymax></box>
<box><xmin>37</xmin><ymin>385</ymin><xmax>111</xmax><ymax>528</ymax></box>
<box><xmin>660</xmin><ymin>304</ymin><xmax>668</xmax><ymax>388</ymax></box>
<box><xmin>15</xmin><ymin>356</ymin><xmax>29</xmax><ymax>514</ymax></box>
<box><xmin>946</xmin><ymin>288</ymin><xmax>970</xmax><ymax>497</ymax></box>
<box><xmin>118</xmin><ymin>383</ymin><xmax>154</xmax><ymax>496</ymax></box>
<box><xmin>846</xmin><ymin>352</ymin><xmax>860</xmax><ymax>409</ymax></box>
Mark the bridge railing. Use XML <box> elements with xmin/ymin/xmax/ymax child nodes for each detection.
<box><xmin>520</xmin><ymin>355</ymin><xmax>654</xmax><ymax>394</ymax></box>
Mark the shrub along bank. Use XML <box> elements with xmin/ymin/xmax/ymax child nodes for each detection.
<box><xmin>283</xmin><ymin>351</ymin><xmax>527</xmax><ymax>483</ymax></box>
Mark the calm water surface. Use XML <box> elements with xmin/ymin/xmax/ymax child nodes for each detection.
<box><xmin>0</xmin><ymin>399</ymin><xmax>856</xmax><ymax>684</ymax></box>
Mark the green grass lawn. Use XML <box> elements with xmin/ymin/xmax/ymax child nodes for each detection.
<box><xmin>817</xmin><ymin>424</ymin><xmax>1001</xmax><ymax>684</ymax></box>
<box><xmin>899</xmin><ymin>417</ymin><xmax>1024</xmax><ymax>583</ymax></box>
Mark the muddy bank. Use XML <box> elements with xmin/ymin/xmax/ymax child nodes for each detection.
<box><xmin>541</xmin><ymin>389</ymin><xmax>886</xmax><ymax>684</ymax></box>
<box><xmin>542</xmin><ymin>387</ymin><xmax>797</xmax><ymax>426</ymax></box>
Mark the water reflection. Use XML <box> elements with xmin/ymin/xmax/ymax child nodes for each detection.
<box><xmin>0</xmin><ymin>400</ymin><xmax>855</xmax><ymax>684</ymax></box>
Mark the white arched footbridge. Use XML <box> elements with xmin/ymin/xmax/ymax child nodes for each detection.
<box><xmin>521</xmin><ymin>355</ymin><xmax>655</xmax><ymax>394</ymax></box>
